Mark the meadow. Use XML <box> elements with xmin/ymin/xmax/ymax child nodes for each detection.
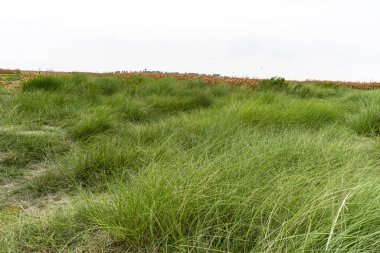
<box><xmin>0</xmin><ymin>74</ymin><xmax>379</xmax><ymax>252</ymax></box>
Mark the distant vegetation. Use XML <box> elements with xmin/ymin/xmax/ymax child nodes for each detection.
<box><xmin>0</xmin><ymin>74</ymin><xmax>379</xmax><ymax>252</ymax></box>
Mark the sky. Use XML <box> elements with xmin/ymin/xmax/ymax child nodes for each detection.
<box><xmin>1</xmin><ymin>0</ymin><xmax>380</xmax><ymax>81</ymax></box>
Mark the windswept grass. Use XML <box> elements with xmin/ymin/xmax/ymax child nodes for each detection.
<box><xmin>0</xmin><ymin>75</ymin><xmax>379</xmax><ymax>252</ymax></box>
<box><xmin>22</xmin><ymin>76</ymin><xmax>63</xmax><ymax>91</ymax></box>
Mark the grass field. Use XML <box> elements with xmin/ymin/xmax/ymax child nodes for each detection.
<box><xmin>0</xmin><ymin>74</ymin><xmax>379</xmax><ymax>252</ymax></box>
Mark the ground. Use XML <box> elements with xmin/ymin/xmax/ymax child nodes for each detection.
<box><xmin>0</xmin><ymin>73</ymin><xmax>379</xmax><ymax>252</ymax></box>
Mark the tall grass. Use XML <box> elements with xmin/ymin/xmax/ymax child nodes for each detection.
<box><xmin>0</xmin><ymin>75</ymin><xmax>379</xmax><ymax>252</ymax></box>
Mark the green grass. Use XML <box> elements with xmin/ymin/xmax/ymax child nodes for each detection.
<box><xmin>0</xmin><ymin>73</ymin><xmax>21</xmax><ymax>82</ymax></box>
<box><xmin>0</xmin><ymin>75</ymin><xmax>379</xmax><ymax>252</ymax></box>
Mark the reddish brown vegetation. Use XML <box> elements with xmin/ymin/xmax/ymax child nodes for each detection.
<box><xmin>0</xmin><ymin>69</ymin><xmax>20</xmax><ymax>74</ymax></box>
<box><xmin>118</xmin><ymin>72</ymin><xmax>262</xmax><ymax>87</ymax></box>
<box><xmin>2</xmin><ymin>69</ymin><xmax>380</xmax><ymax>90</ymax></box>
<box><xmin>116</xmin><ymin>72</ymin><xmax>380</xmax><ymax>90</ymax></box>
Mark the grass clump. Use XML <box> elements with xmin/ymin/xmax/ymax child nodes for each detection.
<box><xmin>69</xmin><ymin>110</ymin><xmax>113</xmax><ymax>140</ymax></box>
<box><xmin>113</xmin><ymin>99</ymin><xmax>150</xmax><ymax>123</ymax></box>
<box><xmin>151</xmin><ymin>93</ymin><xmax>213</xmax><ymax>114</ymax></box>
<box><xmin>344</xmin><ymin>91</ymin><xmax>380</xmax><ymax>136</ymax></box>
<box><xmin>287</xmin><ymin>83</ymin><xmax>345</xmax><ymax>98</ymax></box>
<box><xmin>256</xmin><ymin>77</ymin><xmax>288</xmax><ymax>91</ymax></box>
<box><xmin>71</xmin><ymin>137</ymin><xmax>147</xmax><ymax>187</ymax></box>
<box><xmin>318</xmin><ymin>81</ymin><xmax>339</xmax><ymax>89</ymax></box>
<box><xmin>348</xmin><ymin>104</ymin><xmax>380</xmax><ymax>136</ymax></box>
<box><xmin>256</xmin><ymin>79</ymin><xmax>345</xmax><ymax>99</ymax></box>
<box><xmin>0</xmin><ymin>128</ymin><xmax>68</xmax><ymax>167</ymax></box>
<box><xmin>237</xmin><ymin>97</ymin><xmax>343</xmax><ymax>129</ymax></box>
<box><xmin>22</xmin><ymin>76</ymin><xmax>63</xmax><ymax>91</ymax></box>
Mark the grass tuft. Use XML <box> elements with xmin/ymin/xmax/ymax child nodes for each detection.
<box><xmin>22</xmin><ymin>76</ymin><xmax>63</xmax><ymax>91</ymax></box>
<box><xmin>70</xmin><ymin>110</ymin><xmax>113</xmax><ymax>140</ymax></box>
<box><xmin>256</xmin><ymin>77</ymin><xmax>288</xmax><ymax>91</ymax></box>
<box><xmin>348</xmin><ymin>104</ymin><xmax>380</xmax><ymax>136</ymax></box>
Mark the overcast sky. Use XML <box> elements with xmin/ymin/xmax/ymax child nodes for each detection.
<box><xmin>1</xmin><ymin>0</ymin><xmax>380</xmax><ymax>81</ymax></box>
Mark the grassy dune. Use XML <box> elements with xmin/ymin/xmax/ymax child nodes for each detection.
<box><xmin>0</xmin><ymin>75</ymin><xmax>379</xmax><ymax>252</ymax></box>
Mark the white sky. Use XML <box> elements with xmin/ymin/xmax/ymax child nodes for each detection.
<box><xmin>1</xmin><ymin>0</ymin><xmax>380</xmax><ymax>81</ymax></box>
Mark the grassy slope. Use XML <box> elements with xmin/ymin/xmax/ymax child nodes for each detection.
<box><xmin>0</xmin><ymin>75</ymin><xmax>379</xmax><ymax>252</ymax></box>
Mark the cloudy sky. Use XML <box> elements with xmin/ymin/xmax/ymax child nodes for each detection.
<box><xmin>1</xmin><ymin>0</ymin><xmax>380</xmax><ymax>81</ymax></box>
